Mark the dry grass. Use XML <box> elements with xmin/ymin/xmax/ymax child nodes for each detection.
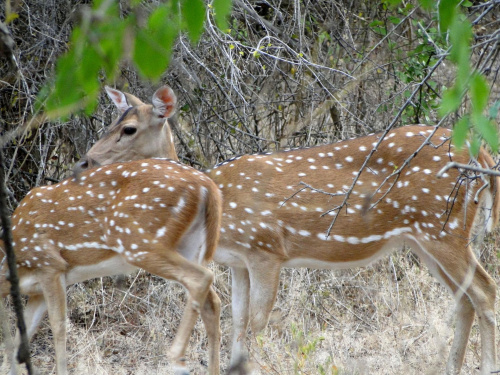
<box><xmin>2</xmin><ymin>230</ymin><xmax>499</xmax><ymax>374</ymax></box>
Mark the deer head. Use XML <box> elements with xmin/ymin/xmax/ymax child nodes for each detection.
<box><xmin>74</xmin><ymin>86</ymin><xmax>178</xmax><ymax>176</ymax></box>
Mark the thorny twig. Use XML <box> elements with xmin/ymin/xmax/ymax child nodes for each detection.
<box><xmin>437</xmin><ymin>161</ymin><xmax>500</xmax><ymax>178</ymax></box>
<box><xmin>439</xmin><ymin>160</ymin><xmax>498</xmax><ymax>241</ymax></box>
<box><xmin>352</xmin><ymin>7</ymin><xmax>419</xmax><ymax>74</ymax></box>
<box><xmin>281</xmin><ymin>181</ymin><xmax>347</xmax><ymax>215</ymax></box>
<box><xmin>367</xmin><ymin>127</ymin><xmax>441</xmax><ymax>210</ymax></box>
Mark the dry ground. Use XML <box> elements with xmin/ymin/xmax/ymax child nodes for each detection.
<box><xmin>1</xmin><ymin>230</ymin><xmax>499</xmax><ymax>375</ymax></box>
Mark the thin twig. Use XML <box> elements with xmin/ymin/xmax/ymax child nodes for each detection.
<box><xmin>437</xmin><ymin>161</ymin><xmax>500</xmax><ymax>178</ymax></box>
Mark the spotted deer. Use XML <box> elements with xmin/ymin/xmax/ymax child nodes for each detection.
<box><xmin>75</xmin><ymin>85</ymin><xmax>499</xmax><ymax>374</ymax></box>
<box><xmin>1</xmin><ymin>158</ymin><xmax>222</xmax><ymax>375</ymax></box>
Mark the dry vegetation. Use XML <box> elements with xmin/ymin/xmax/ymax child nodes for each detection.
<box><xmin>3</xmin><ymin>234</ymin><xmax>500</xmax><ymax>375</ymax></box>
<box><xmin>1</xmin><ymin>0</ymin><xmax>499</xmax><ymax>374</ymax></box>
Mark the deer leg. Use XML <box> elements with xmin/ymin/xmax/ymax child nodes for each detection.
<box><xmin>446</xmin><ymin>262</ymin><xmax>496</xmax><ymax>375</ymax></box>
<box><xmin>7</xmin><ymin>295</ymin><xmax>47</xmax><ymax>374</ymax></box>
<box><xmin>40</xmin><ymin>273</ymin><xmax>68</xmax><ymax>375</ymax></box>
<box><xmin>248</xmin><ymin>256</ymin><xmax>281</xmax><ymax>334</ymax></box>
<box><xmin>443</xmin><ymin>257</ymin><xmax>496</xmax><ymax>375</ymax></box>
<box><xmin>199</xmin><ymin>287</ymin><xmax>221</xmax><ymax>375</ymax></box>
<box><xmin>418</xmin><ymin>243</ymin><xmax>496</xmax><ymax>375</ymax></box>
<box><xmin>174</xmin><ymin>287</ymin><xmax>221</xmax><ymax>375</ymax></box>
<box><xmin>428</xmin><ymin>264</ymin><xmax>476</xmax><ymax>375</ymax></box>
<box><xmin>169</xmin><ymin>297</ymin><xmax>201</xmax><ymax>375</ymax></box>
<box><xmin>462</xmin><ymin>263</ymin><xmax>496</xmax><ymax>375</ymax></box>
<box><xmin>131</xmin><ymin>251</ymin><xmax>216</xmax><ymax>375</ymax></box>
<box><xmin>230</xmin><ymin>266</ymin><xmax>250</xmax><ymax>366</ymax></box>
<box><xmin>446</xmin><ymin>293</ymin><xmax>475</xmax><ymax>375</ymax></box>
<box><xmin>23</xmin><ymin>295</ymin><xmax>48</xmax><ymax>340</ymax></box>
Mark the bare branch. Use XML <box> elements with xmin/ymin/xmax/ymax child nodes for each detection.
<box><xmin>437</xmin><ymin>161</ymin><xmax>500</xmax><ymax>178</ymax></box>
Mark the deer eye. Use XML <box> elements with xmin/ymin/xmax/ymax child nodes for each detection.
<box><xmin>123</xmin><ymin>127</ymin><xmax>137</xmax><ymax>135</ymax></box>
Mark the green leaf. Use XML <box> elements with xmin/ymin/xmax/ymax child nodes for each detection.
<box><xmin>149</xmin><ymin>4</ymin><xmax>179</xmax><ymax>36</ymax></box>
<box><xmin>456</xmin><ymin>58</ymin><xmax>471</xmax><ymax>87</ymax></box>
<box><xmin>134</xmin><ymin>30</ymin><xmax>170</xmax><ymax>80</ymax></box>
<box><xmin>438</xmin><ymin>0</ymin><xmax>458</xmax><ymax>32</ymax></box>
<box><xmin>134</xmin><ymin>4</ymin><xmax>178</xmax><ymax>80</ymax></box>
<box><xmin>70</xmin><ymin>26</ymin><xmax>85</xmax><ymax>56</ymax></box>
<box><xmin>79</xmin><ymin>45</ymin><xmax>101</xmax><ymax>93</ymax></box>
<box><xmin>212</xmin><ymin>0</ymin><xmax>232</xmax><ymax>30</ymax></box>
<box><xmin>452</xmin><ymin>116</ymin><xmax>469</xmax><ymax>150</ymax></box>
<box><xmin>469</xmin><ymin>134</ymin><xmax>481</xmax><ymax>157</ymax></box>
<box><xmin>489</xmin><ymin>101</ymin><xmax>500</xmax><ymax>119</ymax></box>
<box><xmin>97</xmin><ymin>20</ymin><xmax>127</xmax><ymax>78</ymax></box>
<box><xmin>384</xmin><ymin>0</ymin><xmax>402</xmax><ymax>7</ymax></box>
<box><xmin>439</xmin><ymin>85</ymin><xmax>462</xmax><ymax>116</ymax></box>
<box><xmin>470</xmin><ymin>73</ymin><xmax>489</xmax><ymax>114</ymax></box>
<box><xmin>371</xmin><ymin>26</ymin><xmax>387</xmax><ymax>36</ymax></box>
<box><xmin>181</xmin><ymin>0</ymin><xmax>205</xmax><ymax>43</ymax></box>
<box><xmin>473</xmin><ymin>114</ymin><xmax>499</xmax><ymax>152</ymax></box>
<box><xmin>83</xmin><ymin>96</ymin><xmax>98</xmax><ymax>115</ymax></box>
<box><xmin>419</xmin><ymin>0</ymin><xmax>435</xmax><ymax>11</ymax></box>
<box><xmin>153</xmin><ymin>5</ymin><xmax>179</xmax><ymax>45</ymax></box>
<box><xmin>449</xmin><ymin>16</ymin><xmax>471</xmax><ymax>65</ymax></box>
<box><xmin>389</xmin><ymin>16</ymin><xmax>401</xmax><ymax>25</ymax></box>
<box><xmin>92</xmin><ymin>0</ymin><xmax>107</xmax><ymax>8</ymax></box>
<box><xmin>45</xmin><ymin>51</ymin><xmax>84</xmax><ymax>116</ymax></box>
<box><xmin>5</xmin><ymin>12</ymin><xmax>19</xmax><ymax>24</ymax></box>
<box><xmin>35</xmin><ymin>84</ymin><xmax>51</xmax><ymax>113</ymax></box>
<box><xmin>369</xmin><ymin>20</ymin><xmax>384</xmax><ymax>27</ymax></box>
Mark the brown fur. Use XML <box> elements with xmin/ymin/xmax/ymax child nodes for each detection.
<box><xmin>2</xmin><ymin>159</ymin><xmax>223</xmax><ymax>375</ymax></box>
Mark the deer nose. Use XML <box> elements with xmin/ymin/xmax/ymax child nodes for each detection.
<box><xmin>78</xmin><ymin>159</ymin><xmax>89</xmax><ymax>170</ymax></box>
<box><xmin>73</xmin><ymin>157</ymin><xmax>100</xmax><ymax>178</ymax></box>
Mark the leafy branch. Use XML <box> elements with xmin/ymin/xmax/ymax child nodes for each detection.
<box><xmin>37</xmin><ymin>0</ymin><xmax>232</xmax><ymax>120</ymax></box>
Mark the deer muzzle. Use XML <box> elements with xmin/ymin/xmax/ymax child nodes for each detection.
<box><xmin>73</xmin><ymin>157</ymin><xmax>100</xmax><ymax>178</ymax></box>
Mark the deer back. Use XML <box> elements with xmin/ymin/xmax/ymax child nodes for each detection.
<box><xmin>207</xmin><ymin>125</ymin><xmax>499</xmax><ymax>266</ymax></box>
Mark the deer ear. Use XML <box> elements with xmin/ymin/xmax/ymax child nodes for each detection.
<box><xmin>123</xmin><ymin>92</ymin><xmax>144</xmax><ymax>107</ymax></box>
<box><xmin>152</xmin><ymin>86</ymin><xmax>177</xmax><ymax>119</ymax></box>
<box><xmin>105</xmin><ymin>86</ymin><xmax>131</xmax><ymax>113</ymax></box>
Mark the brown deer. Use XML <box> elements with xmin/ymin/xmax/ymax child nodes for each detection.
<box><xmin>75</xmin><ymin>85</ymin><xmax>499</xmax><ymax>375</ymax></box>
<box><xmin>1</xmin><ymin>158</ymin><xmax>222</xmax><ymax>375</ymax></box>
